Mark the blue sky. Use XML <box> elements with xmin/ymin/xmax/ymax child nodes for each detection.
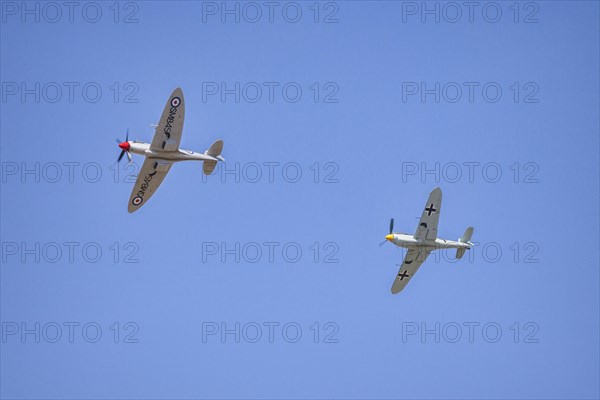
<box><xmin>1</xmin><ymin>1</ymin><xmax>598</xmax><ymax>399</ymax></box>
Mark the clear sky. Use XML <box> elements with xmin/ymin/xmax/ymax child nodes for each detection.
<box><xmin>1</xmin><ymin>1</ymin><xmax>599</xmax><ymax>399</ymax></box>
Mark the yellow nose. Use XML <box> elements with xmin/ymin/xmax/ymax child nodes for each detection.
<box><xmin>385</xmin><ymin>234</ymin><xmax>394</xmax><ymax>241</ymax></box>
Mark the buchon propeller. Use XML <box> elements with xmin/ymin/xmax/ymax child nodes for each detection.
<box><xmin>116</xmin><ymin>129</ymin><xmax>132</xmax><ymax>163</ymax></box>
<box><xmin>379</xmin><ymin>218</ymin><xmax>394</xmax><ymax>247</ymax></box>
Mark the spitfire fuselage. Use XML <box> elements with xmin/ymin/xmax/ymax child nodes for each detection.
<box><xmin>127</xmin><ymin>141</ymin><xmax>217</xmax><ymax>163</ymax></box>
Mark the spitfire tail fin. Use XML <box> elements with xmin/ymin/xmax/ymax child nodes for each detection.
<box><xmin>206</xmin><ymin>139</ymin><xmax>223</xmax><ymax>158</ymax></box>
<box><xmin>203</xmin><ymin>139</ymin><xmax>224</xmax><ymax>175</ymax></box>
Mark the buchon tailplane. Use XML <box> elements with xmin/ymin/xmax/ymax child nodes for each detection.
<box><xmin>456</xmin><ymin>227</ymin><xmax>474</xmax><ymax>259</ymax></box>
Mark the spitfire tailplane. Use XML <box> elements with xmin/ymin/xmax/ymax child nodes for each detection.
<box><xmin>203</xmin><ymin>160</ymin><xmax>217</xmax><ymax>175</ymax></box>
<box><xmin>203</xmin><ymin>139</ymin><xmax>224</xmax><ymax>175</ymax></box>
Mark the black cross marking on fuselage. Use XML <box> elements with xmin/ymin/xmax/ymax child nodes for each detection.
<box><xmin>425</xmin><ymin>203</ymin><xmax>437</xmax><ymax>216</ymax></box>
<box><xmin>398</xmin><ymin>271</ymin><xmax>410</xmax><ymax>280</ymax></box>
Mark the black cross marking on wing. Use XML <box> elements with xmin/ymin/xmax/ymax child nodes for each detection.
<box><xmin>425</xmin><ymin>203</ymin><xmax>437</xmax><ymax>216</ymax></box>
<box><xmin>398</xmin><ymin>270</ymin><xmax>410</xmax><ymax>280</ymax></box>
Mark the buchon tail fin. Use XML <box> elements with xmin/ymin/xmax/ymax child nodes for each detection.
<box><xmin>459</xmin><ymin>227</ymin><xmax>474</xmax><ymax>243</ymax></box>
<box><xmin>456</xmin><ymin>227</ymin><xmax>474</xmax><ymax>259</ymax></box>
<box><xmin>203</xmin><ymin>139</ymin><xmax>224</xmax><ymax>175</ymax></box>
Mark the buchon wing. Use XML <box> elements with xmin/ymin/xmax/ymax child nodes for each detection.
<box><xmin>127</xmin><ymin>157</ymin><xmax>172</xmax><ymax>213</ymax></box>
<box><xmin>414</xmin><ymin>187</ymin><xmax>442</xmax><ymax>243</ymax></box>
<box><xmin>391</xmin><ymin>247</ymin><xmax>431</xmax><ymax>294</ymax></box>
<box><xmin>150</xmin><ymin>87</ymin><xmax>185</xmax><ymax>152</ymax></box>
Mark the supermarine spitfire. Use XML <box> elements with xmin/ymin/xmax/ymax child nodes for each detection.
<box><xmin>383</xmin><ymin>187</ymin><xmax>474</xmax><ymax>294</ymax></box>
<box><xmin>116</xmin><ymin>88</ymin><xmax>225</xmax><ymax>213</ymax></box>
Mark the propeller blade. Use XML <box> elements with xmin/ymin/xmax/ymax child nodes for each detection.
<box><xmin>116</xmin><ymin>138</ymin><xmax>122</xmax><ymax>144</ymax></box>
<box><xmin>118</xmin><ymin>150</ymin><xmax>125</xmax><ymax>162</ymax></box>
<box><xmin>389</xmin><ymin>218</ymin><xmax>394</xmax><ymax>234</ymax></box>
<box><xmin>126</xmin><ymin>128</ymin><xmax>129</xmax><ymax>142</ymax></box>
<box><xmin>378</xmin><ymin>240</ymin><xmax>388</xmax><ymax>247</ymax></box>
<box><xmin>127</xmin><ymin>151</ymin><xmax>132</xmax><ymax>163</ymax></box>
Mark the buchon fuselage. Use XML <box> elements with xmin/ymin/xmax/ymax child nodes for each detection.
<box><xmin>386</xmin><ymin>233</ymin><xmax>471</xmax><ymax>250</ymax></box>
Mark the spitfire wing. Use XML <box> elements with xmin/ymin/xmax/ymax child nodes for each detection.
<box><xmin>127</xmin><ymin>157</ymin><xmax>173</xmax><ymax>213</ymax></box>
<box><xmin>150</xmin><ymin>87</ymin><xmax>185</xmax><ymax>152</ymax></box>
<box><xmin>391</xmin><ymin>247</ymin><xmax>431</xmax><ymax>294</ymax></box>
<box><xmin>414</xmin><ymin>187</ymin><xmax>442</xmax><ymax>242</ymax></box>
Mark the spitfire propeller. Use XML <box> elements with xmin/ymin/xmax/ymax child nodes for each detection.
<box><xmin>116</xmin><ymin>129</ymin><xmax>132</xmax><ymax>163</ymax></box>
